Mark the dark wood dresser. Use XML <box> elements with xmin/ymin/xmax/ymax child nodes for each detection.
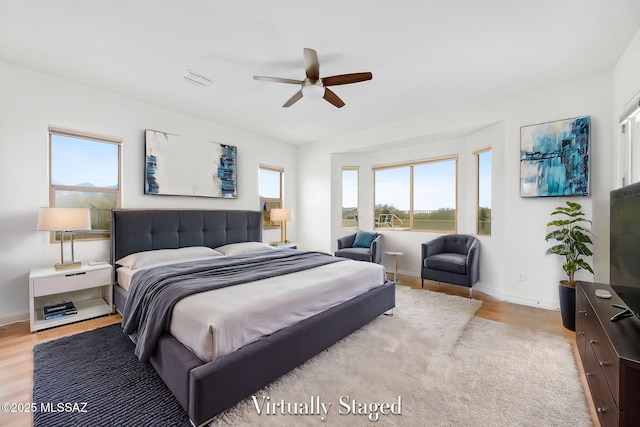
<box><xmin>576</xmin><ymin>281</ymin><xmax>640</xmax><ymax>427</ymax></box>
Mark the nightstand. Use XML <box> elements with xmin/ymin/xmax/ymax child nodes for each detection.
<box><xmin>277</xmin><ymin>243</ymin><xmax>297</xmax><ymax>249</ymax></box>
<box><xmin>29</xmin><ymin>263</ymin><xmax>113</xmax><ymax>332</ymax></box>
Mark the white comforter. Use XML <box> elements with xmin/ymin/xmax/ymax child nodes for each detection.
<box><xmin>119</xmin><ymin>257</ymin><xmax>386</xmax><ymax>362</ymax></box>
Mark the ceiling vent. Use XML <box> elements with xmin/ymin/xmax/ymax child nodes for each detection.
<box><xmin>181</xmin><ymin>70</ymin><xmax>213</xmax><ymax>88</ymax></box>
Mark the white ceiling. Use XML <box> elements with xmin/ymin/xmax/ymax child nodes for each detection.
<box><xmin>2</xmin><ymin>1</ymin><xmax>640</xmax><ymax>145</ymax></box>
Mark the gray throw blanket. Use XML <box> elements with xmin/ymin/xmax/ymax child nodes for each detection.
<box><xmin>122</xmin><ymin>249</ymin><xmax>345</xmax><ymax>362</ymax></box>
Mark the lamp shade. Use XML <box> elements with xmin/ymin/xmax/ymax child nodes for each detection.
<box><xmin>37</xmin><ymin>207</ymin><xmax>91</xmax><ymax>231</ymax></box>
<box><xmin>270</xmin><ymin>208</ymin><xmax>291</xmax><ymax>222</ymax></box>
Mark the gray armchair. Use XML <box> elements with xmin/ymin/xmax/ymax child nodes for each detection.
<box><xmin>421</xmin><ymin>234</ymin><xmax>480</xmax><ymax>298</ymax></box>
<box><xmin>335</xmin><ymin>232</ymin><xmax>383</xmax><ymax>264</ymax></box>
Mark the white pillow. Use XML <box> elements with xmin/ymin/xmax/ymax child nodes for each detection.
<box><xmin>116</xmin><ymin>246</ymin><xmax>223</xmax><ymax>269</ymax></box>
<box><xmin>214</xmin><ymin>242</ymin><xmax>276</xmax><ymax>256</ymax></box>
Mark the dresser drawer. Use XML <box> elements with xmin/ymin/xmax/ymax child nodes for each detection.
<box><xmin>590</xmin><ymin>324</ymin><xmax>621</xmax><ymax>407</ymax></box>
<box><xmin>586</xmin><ymin>343</ymin><xmax>620</xmax><ymax>427</ymax></box>
<box><xmin>33</xmin><ymin>269</ymin><xmax>111</xmax><ymax>297</ymax></box>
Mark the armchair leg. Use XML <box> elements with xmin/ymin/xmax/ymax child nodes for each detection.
<box><xmin>469</xmin><ymin>287</ymin><xmax>473</xmax><ymax>299</ymax></box>
<box><xmin>421</xmin><ymin>278</ymin><xmax>424</xmax><ymax>288</ymax></box>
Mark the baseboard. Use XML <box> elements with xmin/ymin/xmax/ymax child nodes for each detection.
<box><xmin>0</xmin><ymin>312</ymin><xmax>29</xmax><ymax>327</ymax></box>
<box><xmin>473</xmin><ymin>283</ymin><xmax>503</xmax><ymax>300</ymax></box>
<box><xmin>503</xmin><ymin>295</ymin><xmax>559</xmax><ymax>311</ymax></box>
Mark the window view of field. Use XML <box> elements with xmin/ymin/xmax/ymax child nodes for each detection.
<box><xmin>259</xmin><ymin>167</ymin><xmax>283</xmax><ymax>230</ymax></box>
<box><xmin>50</xmin><ymin>132</ymin><xmax>120</xmax><ymax>239</ymax></box>
<box><xmin>374</xmin><ymin>204</ymin><xmax>456</xmax><ymax>232</ymax></box>
<box><xmin>477</xmin><ymin>150</ymin><xmax>492</xmax><ymax>236</ymax></box>
<box><xmin>341</xmin><ymin>169</ymin><xmax>359</xmax><ymax>230</ymax></box>
<box><xmin>478</xmin><ymin>206</ymin><xmax>492</xmax><ymax>235</ymax></box>
<box><xmin>374</xmin><ymin>158</ymin><xmax>457</xmax><ymax>232</ymax></box>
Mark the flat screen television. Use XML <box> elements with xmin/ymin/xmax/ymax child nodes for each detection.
<box><xmin>610</xmin><ymin>181</ymin><xmax>640</xmax><ymax>320</ymax></box>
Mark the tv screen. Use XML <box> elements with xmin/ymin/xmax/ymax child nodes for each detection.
<box><xmin>610</xmin><ymin>181</ymin><xmax>640</xmax><ymax>320</ymax></box>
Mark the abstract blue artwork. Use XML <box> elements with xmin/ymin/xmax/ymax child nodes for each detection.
<box><xmin>520</xmin><ymin>116</ymin><xmax>590</xmax><ymax>197</ymax></box>
<box><xmin>145</xmin><ymin>129</ymin><xmax>236</xmax><ymax>198</ymax></box>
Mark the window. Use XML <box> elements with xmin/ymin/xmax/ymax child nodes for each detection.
<box><xmin>476</xmin><ymin>148</ymin><xmax>492</xmax><ymax>236</ymax></box>
<box><xmin>259</xmin><ymin>165</ymin><xmax>283</xmax><ymax>229</ymax></box>
<box><xmin>341</xmin><ymin>168</ymin><xmax>359</xmax><ymax>230</ymax></box>
<box><xmin>374</xmin><ymin>157</ymin><xmax>457</xmax><ymax>232</ymax></box>
<box><xmin>619</xmin><ymin>100</ymin><xmax>640</xmax><ymax>186</ymax></box>
<box><xmin>49</xmin><ymin>127</ymin><xmax>121</xmax><ymax>240</ymax></box>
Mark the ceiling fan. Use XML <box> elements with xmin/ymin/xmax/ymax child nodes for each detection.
<box><xmin>253</xmin><ymin>48</ymin><xmax>372</xmax><ymax>108</ymax></box>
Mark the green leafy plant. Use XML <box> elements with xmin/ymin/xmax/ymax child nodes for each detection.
<box><xmin>545</xmin><ymin>200</ymin><xmax>594</xmax><ymax>287</ymax></box>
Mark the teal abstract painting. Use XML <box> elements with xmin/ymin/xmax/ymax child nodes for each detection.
<box><xmin>144</xmin><ymin>129</ymin><xmax>236</xmax><ymax>198</ymax></box>
<box><xmin>520</xmin><ymin>116</ymin><xmax>590</xmax><ymax>197</ymax></box>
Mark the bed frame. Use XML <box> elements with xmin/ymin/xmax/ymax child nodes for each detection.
<box><xmin>110</xmin><ymin>208</ymin><xmax>396</xmax><ymax>426</ymax></box>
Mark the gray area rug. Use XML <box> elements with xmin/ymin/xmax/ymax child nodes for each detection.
<box><xmin>33</xmin><ymin>325</ymin><xmax>189</xmax><ymax>427</ymax></box>
<box><xmin>33</xmin><ymin>287</ymin><xmax>591</xmax><ymax>426</ymax></box>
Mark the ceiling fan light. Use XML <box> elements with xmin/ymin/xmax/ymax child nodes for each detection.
<box><xmin>301</xmin><ymin>84</ymin><xmax>325</xmax><ymax>100</ymax></box>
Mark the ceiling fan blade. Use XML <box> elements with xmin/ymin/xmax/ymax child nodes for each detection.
<box><xmin>253</xmin><ymin>76</ymin><xmax>304</xmax><ymax>85</ymax></box>
<box><xmin>323</xmin><ymin>88</ymin><xmax>345</xmax><ymax>108</ymax></box>
<box><xmin>322</xmin><ymin>72</ymin><xmax>373</xmax><ymax>87</ymax></box>
<box><xmin>283</xmin><ymin>90</ymin><xmax>303</xmax><ymax>108</ymax></box>
<box><xmin>303</xmin><ymin>48</ymin><xmax>320</xmax><ymax>81</ymax></box>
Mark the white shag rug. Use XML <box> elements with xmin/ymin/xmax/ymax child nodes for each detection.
<box><xmin>208</xmin><ymin>287</ymin><xmax>591</xmax><ymax>427</ymax></box>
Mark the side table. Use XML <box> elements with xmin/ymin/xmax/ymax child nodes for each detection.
<box><xmin>384</xmin><ymin>251</ymin><xmax>404</xmax><ymax>284</ymax></box>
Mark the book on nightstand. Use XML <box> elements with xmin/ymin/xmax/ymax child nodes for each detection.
<box><xmin>44</xmin><ymin>309</ymin><xmax>78</xmax><ymax>320</ymax></box>
<box><xmin>43</xmin><ymin>301</ymin><xmax>77</xmax><ymax>319</ymax></box>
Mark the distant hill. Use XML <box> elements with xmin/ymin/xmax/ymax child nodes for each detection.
<box><xmin>51</xmin><ymin>181</ymin><xmax>117</xmax><ymax>189</ymax></box>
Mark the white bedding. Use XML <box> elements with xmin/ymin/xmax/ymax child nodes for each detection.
<box><xmin>119</xmin><ymin>257</ymin><xmax>386</xmax><ymax>363</ymax></box>
<box><xmin>117</xmin><ymin>256</ymin><xmax>215</xmax><ymax>291</ymax></box>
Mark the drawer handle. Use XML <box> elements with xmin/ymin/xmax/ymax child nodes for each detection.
<box><xmin>599</xmin><ymin>361</ymin><xmax>608</xmax><ymax>367</ymax></box>
<box><xmin>577</xmin><ymin>331</ymin><xmax>585</xmax><ymax>336</ymax></box>
<box><xmin>578</xmin><ymin>310</ymin><xmax>587</xmax><ymax>315</ymax></box>
<box><xmin>597</xmin><ymin>407</ymin><xmax>606</xmax><ymax>414</ymax></box>
<box><xmin>65</xmin><ymin>272</ymin><xmax>87</xmax><ymax>277</ymax></box>
<box><xmin>590</xmin><ymin>339</ymin><xmax>598</xmax><ymax>344</ymax></box>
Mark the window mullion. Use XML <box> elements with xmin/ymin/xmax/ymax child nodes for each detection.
<box><xmin>409</xmin><ymin>165</ymin><xmax>414</xmax><ymax>230</ymax></box>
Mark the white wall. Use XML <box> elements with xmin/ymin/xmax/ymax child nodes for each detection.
<box><xmin>0</xmin><ymin>61</ymin><xmax>297</xmax><ymax>323</ymax></box>
<box><xmin>302</xmin><ymin>71</ymin><xmax>615</xmax><ymax>310</ymax></box>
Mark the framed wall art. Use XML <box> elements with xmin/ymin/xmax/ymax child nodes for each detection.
<box><xmin>520</xmin><ymin>116</ymin><xmax>590</xmax><ymax>197</ymax></box>
<box><xmin>144</xmin><ymin>129</ymin><xmax>237</xmax><ymax>198</ymax></box>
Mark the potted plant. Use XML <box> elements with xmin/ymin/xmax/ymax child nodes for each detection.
<box><xmin>545</xmin><ymin>200</ymin><xmax>594</xmax><ymax>331</ymax></box>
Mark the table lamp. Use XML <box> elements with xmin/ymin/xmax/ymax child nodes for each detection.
<box><xmin>270</xmin><ymin>208</ymin><xmax>291</xmax><ymax>243</ymax></box>
<box><xmin>37</xmin><ymin>207</ymin><xmax>91</xmax><ymax>270</ymax></box>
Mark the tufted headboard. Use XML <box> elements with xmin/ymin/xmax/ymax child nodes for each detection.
<box><xmin>110</xmin><ymin>209</ymin><xmax>262</xmax><ymax>266</ymax></box>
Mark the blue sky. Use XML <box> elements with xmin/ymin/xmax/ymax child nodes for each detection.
<box><xmin>259</xmin><ymin>168</ymin><xmax>281</xmax><ymax>199</ymax></box>
<box><xmin>51</xmin><ymin>134</ymin><xmax>118</xmax><ymax>187</ymax></box>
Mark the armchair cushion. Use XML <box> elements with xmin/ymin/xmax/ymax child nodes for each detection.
<box><xmin>353</xmin><ymin>231</ymin><xmax>378</xmax><ymax>248</ymax></box>
<box><xmin>424</xmin><ymin>253</ymin><xmax>467</xmax><ymax>274</ymax></box>
<box><xmin>334</xmin><ymin>247</ymin><xmax>373</xmax><ymax>262</ymax></box>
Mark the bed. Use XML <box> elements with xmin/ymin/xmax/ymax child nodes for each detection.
<box><xmin>110</xmin><ymin>208</ymin><xmax>396</xmax><ymax>426</ymax></box>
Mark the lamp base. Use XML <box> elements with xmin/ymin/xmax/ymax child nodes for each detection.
<box><xmin>54</xmin><ymin>261</ymin><xmax>82</xmax><ymax>271</ymax></box>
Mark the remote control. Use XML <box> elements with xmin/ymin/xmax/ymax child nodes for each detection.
<box><xmin>595</xmin><ymin>289</ymin><xmax>612</xmax><ymax>299</ymax></box>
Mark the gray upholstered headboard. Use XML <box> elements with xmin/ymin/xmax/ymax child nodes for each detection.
<box><xmin>110</xmin><ymin>209</ymin><xmax>262</xmax><ymax>266</ymax></box>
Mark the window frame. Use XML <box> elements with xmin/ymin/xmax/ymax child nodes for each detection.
<box><xmin>373</xmin><ymin>155</ymin><xmax>458</xmax><ymax>233</ymax></box>
<box><xmin>48</xmin><ymin>126</ymin><xmax>122</xmax><ymax>241</ymax></box>
<box><xmin>259</xmin><ymin>165</ymin><xmax>284</xmax><ymax>230</ymax></box>
<box><xmin>474</xmin><ymin>147</ymin><xmax>492</xmax><ymax>236</ymax></box>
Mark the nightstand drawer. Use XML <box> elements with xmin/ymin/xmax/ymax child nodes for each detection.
<box><xmin>33</xmin><ymin>269</ymin><xmax>111</xmax><ymax>297</ymax></box>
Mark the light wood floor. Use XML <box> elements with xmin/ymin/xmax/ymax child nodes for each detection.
<box><xmin>0</xmin><ymin>275</ymin><xmax>598</xmax><ymax>427</ymax></box>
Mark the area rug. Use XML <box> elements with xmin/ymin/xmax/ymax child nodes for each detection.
<box><xmin>33</xmin><ymin>288</ymin><xmax>591</xmax><ymax>426</ymax></box>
